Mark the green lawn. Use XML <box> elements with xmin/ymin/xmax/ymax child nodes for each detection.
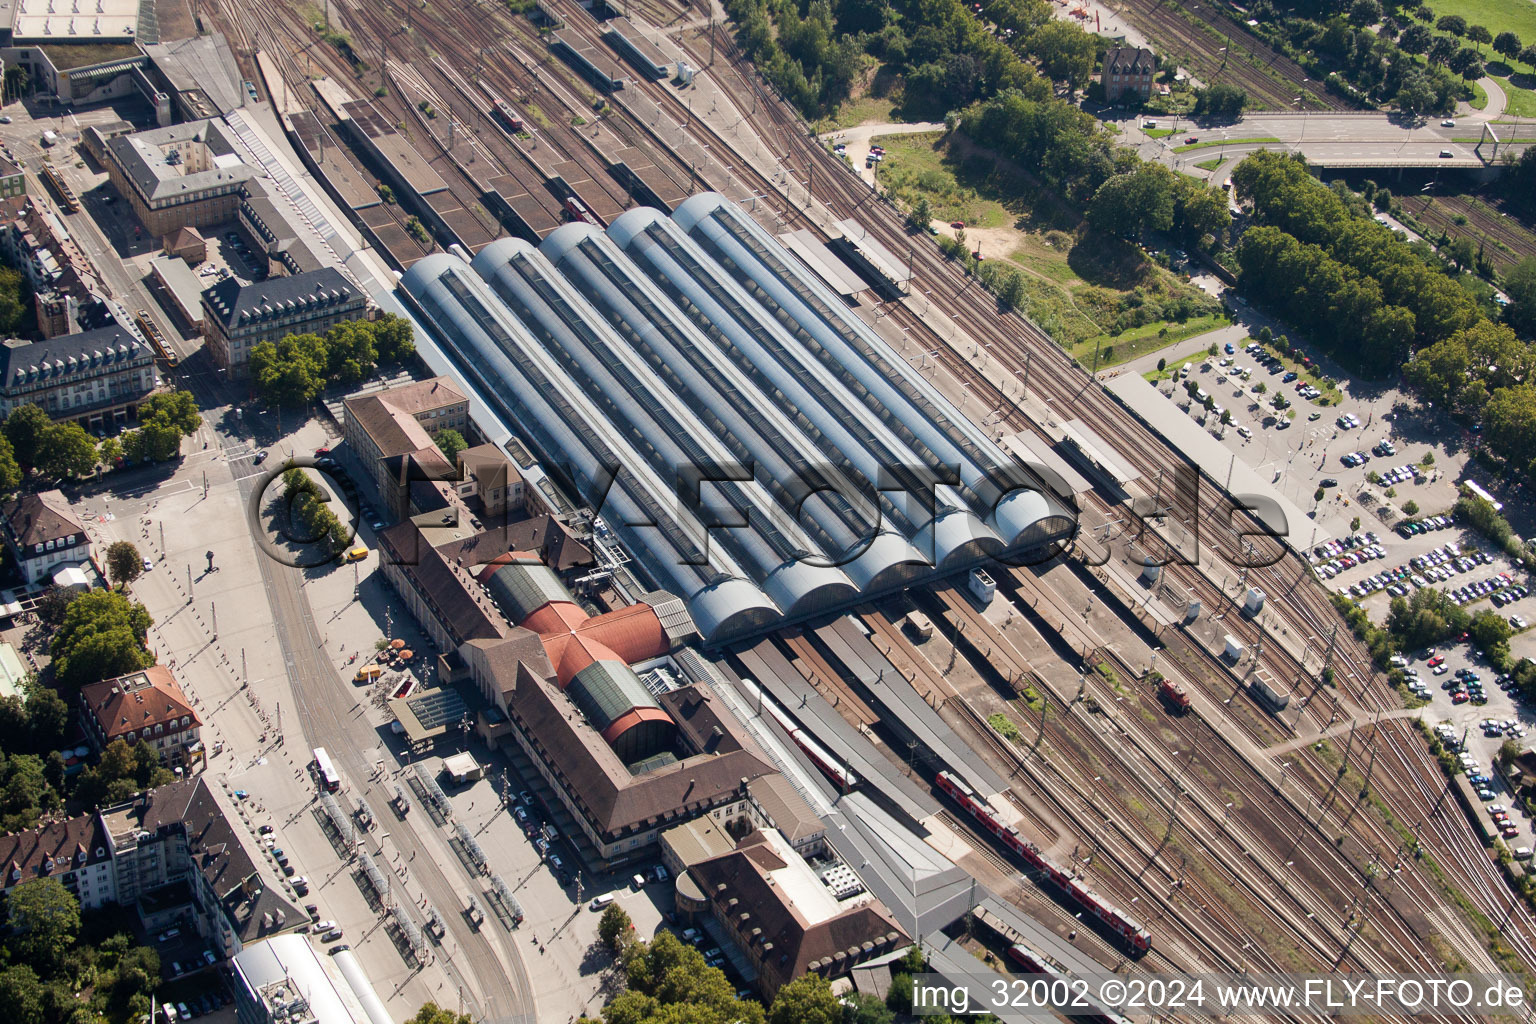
<box><xmin>1470</xmin><ymin>80</ymin><xmax>1489</xmax><ymax>111</ymax></box>
<box><xmin>1173</xmin><ymin>137</ymin><xmax>1282</xmax><ymax>153</ymax></box>
<box><xmin>816</xmin><ymin>95</ymin><xmax>898</xmax><ymax>132</ymax></box>
<box><xmin>1498</xmin><ymin>79</ymin><xmax>1536</xmax><ymax>118</ymax></box>
<box><xmin>1195</xmin><ymin>156</ymin><xmax>1224</xmax><ymax>171</ymax></box>
<box><xmin>1069</xmin><ymin>314</ymin><xmax>1231</xmax><ymax>368</ymax></box>
<box><xmin>1145</xmin><ymin>127</ymin><xmax>1176</xmax><ymax>139</ymax></box>
<box><xmin>874</xmin><ymin>132</ymin><xmax>1014</xmax><ymax>228</ymax></box>
<box><xmin>1417</xmin><ymin>0</ymin><xmax>1536</xmax><ymax>52</ymax></box>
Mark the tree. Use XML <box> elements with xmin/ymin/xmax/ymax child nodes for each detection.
<box><xmin>0</xmin><ymin>265</ymin><xmax>29</xmax><ymax>338</ymax></box>
<box><xmin>1175</xmin><ymin>182</ymin><xmax>1232</xmax><ymax>244</ymax></box>
<box><xmin>433</xmin><ymin>428</ymin><xmax>468</xmax><ymax>462</ymax></box>
<box><xmin>1087</xmin><ymin>163</ymin><xmax>1177</xmax><ymax>239</ymax></box>
<box><xmin>35</xmin><ymin>421</ymin><xmax>99</xmax><ymax>480</ymax></box>
<box><xmin>1521</xmin><ymin>44</ymin><xmax>1536</xmax><ymax>69</ymax></box>
<box><xmin>1494</xmin><ymin>32</ymin><xmax>1523</xmax><ymax>59</ymax></box>
<box><xmin>1449</xmin><ymin>48</ymin><xmax>1483</xmax><ymax>79</ymax></box>
<box><xmin>1471</xmin><ymin>607</ymin><xmax>1513</xmax><ymax>648</ymax></box>
<box><xmin>1437</xmin><ymin>14</ymin><xmax>1467</xmax><ymax>36</ymax></box>
<box><xmin>0</xmin><ymin>434</ymin><xmax>17</xmax><ymax>496</ymax></box>
<box><xmin>598</xmin><ymin>904</ymin><xmax>633</xmax><ymax>951</ymax></box>
<box><xmin>49</xmin><ymin>590</ymin><xmax>154</xmax><ymax>689</ymax></box>
<box><xmin>907</xmin><ymin>195</ymin><xmax>933</xmax><ymax>231</ymax></box>
<box><xmin>325</xmin><ymin>320</ymin><xmax>380</xmax><ymax>385</ymax></box>
<box><xmin>23</xmin><ymin>688</ymin><xmax>66</xmax><ymax>752</ymax></box>
<box><xmin>1401</xmin><ymin>499</ymin><xmax>1420</xmax><ymax>515</ymax></box>
<box><xmin>1399</xmin><ymin>24</ymin><xmax>1432</xmax><ymax>53</ymax></box>
<box><xmin>128</xmin><ymin>418</ymin><xmax>187</xmax><ymax>463</ymax></box>
<box><xmin>1395</xmin><ymin>70</ymin><xmax>1437</xmax><ymax>113</ymax></box>
<box><xmin>1348</xmin><ymin>0</ymin><xmax>1382</xmax><ymax>27</ymax></box>
<box><xmin>1447</xmin><ymin>234</ymin><xmax>1477</xmax><ymax>271</ymax></box>
<box><xmin>1315</xmin><ymin>487</ymin><xmax>1326</xmax><ymax>503</ymax></box>
<box><xmin>4</xmin><ymin>878</ymin><xmax>79</xmax><ymax>968</ymax></box>
<box><xmin>996</xmin><ymin>268</ymin><xmax>1027</xmax><ymax>310</ymax></box>
<box><xmin>250</xmin><ymin>333</ymin><xmax>329</xmax><ymax>406</ymax></box>
<box><xmin>373</xmin><ymin>313</ymin><xmax>416</xmax><ymax>363</ymax></box>
<box><xmin>105</xmin><ymin>541</ymin><xmax>143</xmax><ymax>589</ymax></box>
<box><xmin>0</xmin><ymin>965</ymin><xmax>44</xmax><ymax>1024</ymax></box>
<box><xmin>1027</xmin><ymin>20</ymin><xmax>1097</xmax><ymax>89</ymax></box>
<box><xmin>768</xmin><ymin>976</ymin><xmax>841</xmax><ymax>1024</ymax></box>
<box><xmin>1504</xmin><ymin>256</ymin><xmax>1536</xmax><ymax>336</ymax></box>
<box><xmin>843</xmin><ymin>992</ymin><xmax>895</xmax><ymax>1024</ymax></box>
<box><xmin>35</xmin><ymin>587</ymin><xmax>77</xmax><ymax>625</ymax></box>
<box><xmin>1388</xmin><ymin>586</ymin><xmax>1469</xmax><ymax>648</ymax></box>
<box><xmin>1467</xmin><ymin>24</ymin><xmax>1491</xmax><ymax>52</ymax></box>
<box><xmin>72</xmin><ymin>740</ymin><xmax>171</xmax><ymax>808</ymax></box>
<box><xmin>1428</xmin><ymin>34</ymin><xmax>1458</xmax><ymax>65</ymax></box>
<box><xmin>405</xmin><ymin>1004</ymin><xmax>473</xmax><ymax>1024</ymax></box>
<box><xmin>4</xmin><ymin>404</ymin><xmax>51</xmax><ymax>471</ymax></box>
<box><xmin>1350</xmin><ymin>516</ymin><xmax>1362</xmax><ymax>533</ymax></box>
<box><xmin>138</xmin><ymin>390</ymin><xmax>201</xmax><ymax>434</ymax></box>
<box><xmin>97</xmin><ymin>436</ymin><xmax>122</xmax><ymax>468</ymax></box>
<box><xmin>1193</xmin><ymin>83</ymin><xmax>1247</xmax><ymax>118</ymax></box>
<box><xmin>1484</xmin><ymin>383</ymin><xmax>1536</xmax><ymax>471</ymax></box>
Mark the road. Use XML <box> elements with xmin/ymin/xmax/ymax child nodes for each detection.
<box><xmin>1119</xmin><ymin>110</ymin><xmax>1531</xmax><ymax>178</ymax></box>
<box><xmin>225</xmin><ymin>456</ymin><xmax>537</xmax><ymax>1024</ymax></box>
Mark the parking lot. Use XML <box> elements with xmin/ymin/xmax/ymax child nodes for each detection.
<box><xmin>1418</xmin><ymin>636</ymin><xmax>1536</xmax><ymax>858</ymax></box>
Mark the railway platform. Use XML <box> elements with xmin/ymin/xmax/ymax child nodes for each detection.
<box><xmin>817</xmin><ymin>617</ymin><xmax>1009</xmax><ymax>797</ymax></box>
<box><xmin>726</xmin><ymin>643</ymin><xmax>940</xmax><ymax>827</ymax></box>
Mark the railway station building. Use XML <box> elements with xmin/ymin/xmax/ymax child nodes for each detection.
<box><xmin>399</xmin><ymin>193</ymin><xmax>1078</xmax><ymax>647</ymax></box>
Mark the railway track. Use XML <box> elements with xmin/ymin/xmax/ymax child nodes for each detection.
<box><xmin>1112</xmin><ymin>0</ymin><xmax>1351</xmax><ymax>111</ymax></box>
<box><xmin>1413</xmin><ymin>193</ymin><xmax>1536</xmax><ymax>274</ymax></box>
<box><xmin>947</xmin><ymin>580</ymin><xmax>1447</xmax><ymax>979</ymax></box>
<box><xmin>224</xmin><ymin>0</ymin><xmax>1536</xmax><ymax>982</ymax></box>
<box><xmin>698</xmin><ymin>19</ymin><xmax>1536</xmax><ymax>974</ymax></box>
<box><xmin>1091</xmin><ymin>647</ymin><xmax>1462</xmax><ymax>973</ymax></box>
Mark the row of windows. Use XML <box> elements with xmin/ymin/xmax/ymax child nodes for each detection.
<box><xmin>10</xmin><ymin>369</ymin><xmax>151</xmax><ymax>393</ymax></box>
<box><xmin>31</xmin><ymin>534</ymin><xmax>80</xmax><ymax>553</ymax></box>
<box><xmin>149</xmin><ymin>188</ymin><xmax>239</xmax><ymax>209</ymax></box>
<box><xmin>119</xmin><ymin>717</ymin><xmax>194</xmax><ymax>744</ymax></box>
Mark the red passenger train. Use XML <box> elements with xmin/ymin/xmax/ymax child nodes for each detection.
<box><xmin>936</xmin><ymin>770</ymin><xmax>1151</xmax><ymax>954</ymax></box>
<box><xmin>743</xmin><ymin>678</ymin><xmax>859</xmax><ymax>791</ymax></box>
<box><xmin>494</xmin><ymin>100</ymin><xmax>525</xmax><ymax>133</ymax></box>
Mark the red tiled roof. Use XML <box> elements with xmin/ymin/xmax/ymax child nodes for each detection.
<box><xmin>80</xmin><ymin>665</ymin><xmax>200</xmax><ymax>743</ymax></box>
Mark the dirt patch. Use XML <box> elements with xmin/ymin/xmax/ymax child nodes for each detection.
<box><xmin>934</xmin><ymin>224</ymin><xmax>1033</xmax><ymax>265</ymax></box>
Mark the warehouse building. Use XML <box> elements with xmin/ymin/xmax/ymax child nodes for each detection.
<box><xmin>399</xmin><ymin>194</ymin><xmax>1076</xmax><ymax>645</ymax></box>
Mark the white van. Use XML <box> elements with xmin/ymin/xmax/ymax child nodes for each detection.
<box><xmin>1516</xmin><ymin>847</ymin><xmax>1533</xmax><ymax>860</ymax></box>
<box><xmin>589</xmin><ymin>892</ymin><xmax>617</xmax><ymax>912</ymax></box>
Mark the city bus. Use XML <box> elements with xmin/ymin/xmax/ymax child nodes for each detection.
<box><xmin>313</xmin><ymin>747</ymin><xmax>340</xmax><ymax>793</ymax></box>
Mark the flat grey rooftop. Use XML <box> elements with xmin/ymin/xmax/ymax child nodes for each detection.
<box><xmin>779</xmin><ymin>228</ymin><xmax>867</xmax><ymax>297</ymax></box>
<box><xmin>816</xmin><ymin>616</ymin><xmax>1007</xmax><ymax>797</ymax></box>
<box><xmin>1106</xmin><ymin>371</ymin><xmax>1311</xmax><ymax>542</ymax></box>
<box><xmin>726</xmin><ymin>643</ymin><xmax>938</xmax><ymax>826</ymax></box>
